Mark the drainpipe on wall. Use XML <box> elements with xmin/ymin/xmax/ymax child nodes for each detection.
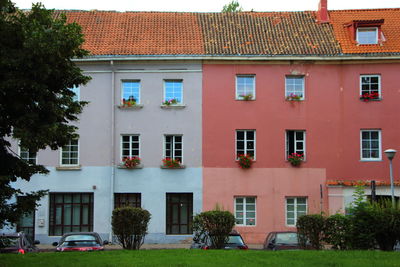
<box><xmin>109</xmin><ymin>60</ymin><xmax>115</xmax><ymax>243</ymax></box>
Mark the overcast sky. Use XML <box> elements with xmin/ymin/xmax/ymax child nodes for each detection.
<box><xmin>12</xmin><ymin>0</ymin><xmax>400</xmax><ymax>12</ymax></box>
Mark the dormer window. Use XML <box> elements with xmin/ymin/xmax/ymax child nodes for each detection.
<box><xmin>357</xmin><ymin>27</ymin><xmax>378</xmax><ymax>45</ymax></box>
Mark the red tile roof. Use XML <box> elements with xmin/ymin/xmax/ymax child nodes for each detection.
<box><xmin>329</xmin><ymin>9</ymin><xmax>400</xmax><ymax>54</ymax></box>
<box><xmin>60</xmin><ymin>11</ymin><xmax>204</xmax><ymax>55</ymax></box>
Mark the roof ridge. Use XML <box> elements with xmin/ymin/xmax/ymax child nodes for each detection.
<box><xmin>330</xmin><ymin>8</ymin><xmax>400</xmax><ymax>12</ymax></box>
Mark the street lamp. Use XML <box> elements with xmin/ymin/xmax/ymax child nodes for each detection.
<box><xmin>384</xmin><ymin>149</ymin><xmax>397</xmax><ymax>207</ymax></box>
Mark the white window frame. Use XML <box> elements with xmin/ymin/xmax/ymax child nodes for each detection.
<box><xmin>360</xmin><ymin>129</ymin><xmax>382</xmax><ymax>161</ymax></box>
<box><xmin>163</xmin><ymin>80</ymin><xmax>183</xmax><ymax>104</ymax></box>
<box><xmin>164</xmin><ymin>134</ymin><xmax>183</xmax><ymax>164</ymax></box>
<box><xmin>235</xmin><ymin>75</ymin><xmax>256</xmax><ymax>100</ymax></box>
<box><xmin>120</xmin><ymin>135</ymin><xmax>140</xmax><ymax>161</ymax></box>
<box><xmin>356</xmin><ymin>27</ymin><xmax>378</xmax><ymax>45</ymax></box>
<box><xmin>70</xmin><ymin>86</ymin><xmax>80</xmax><ymax>102</ymax></box>
<box><xmin>235</xmin><ymin>130</ymin><xmax>256</xmax><ymax>160</ymax></box>
<box><xmin>60</xmin><ymin>139</ymin><xmax>79</xmax><ymax>166</ymax></box>
<box><xmin>121</xmin><ymin>80</ymin><xmax>141</xmax><ymax>104</ymax></box>
<box><xmin>18</xmin><ymin>145</ymin><xmax>37</xmax><ymax>165</ymax></box>
<box><xmin>234</xmin><ymin>197</ymin><xmax>256</xmax><ymax>226</ymax></box>
<box><xmin>285</xmin><ymin>197</ymin><xmax>308</xmax><ymax>227</ymax></box>
<box><xmin>286</xmin><ymin>130</ymin><xmax>306</xmax><ymax>160</ymax></box>
<box><xmin>360</xmin><ymin>74</ymin><xmax>381</xmax><ymax>96</ymax></box>
<box><xmin>285</xmin><ymin>76</ymin><xmax>305</xmax><ymax>100</ymax></box>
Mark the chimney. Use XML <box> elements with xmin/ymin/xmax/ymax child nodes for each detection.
<box><xmin>316</xmin><ymin>0</ymin><xmax>329</xmax><ymax>23</ymax></box>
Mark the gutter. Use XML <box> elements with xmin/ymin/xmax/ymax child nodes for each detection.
<box><xmin>109</xmin><ymin>60</ymin><xmax>115</xmax><ymax>243</ymax></box>
<box><xmin>72</xmin><ymin>54</ymin><xmax>400</xmax><ymax>62</ymax></box>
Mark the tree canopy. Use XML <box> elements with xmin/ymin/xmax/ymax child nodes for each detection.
<box><xmin>222</xmin><ymin>1</ymin><xmax>243</xmax><ymax>12</ymax></box>
<box><xmin>0</xmin><ymin>0</ymin><xmax>90</xmax><ymax>228</ymax></box>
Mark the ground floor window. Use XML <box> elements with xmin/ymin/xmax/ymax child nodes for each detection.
<box><xmin>166</xmin><ymin>193</ymin><xmax>193</xmax><ymax>234</ymax></box>
<box><xmin>49</xmin><ymin>193</ymin><xmax>93</xmax><ymax>236</ymax></box>
<box><xmin>234</xmin><ymin>197</ymin><xmax>256</xmax><ymax>226</ymax></box>
<box><xmin>114</xmin><ymin>193</ymin><xmax>141</xmax><ymax>209</ymax></box>
<box><xmin>286</xmin><ymin>197</ymin><xmax>307</xmax><ymax>226</ymax></box>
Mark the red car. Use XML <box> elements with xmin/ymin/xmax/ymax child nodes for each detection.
<box><xmin>53</xmin><ymin>232</ymin><xmax>108</xmax><ymax>252</ymax></box>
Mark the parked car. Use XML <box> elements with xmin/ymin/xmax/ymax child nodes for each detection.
<box><xmin>0</xmin><ymin>232</ymin><xmax>40</xmax><ymax>254</ymax></box>
<box><xmin>53</xmin><ymin>232</ymin><xmax>108</xmax><ymax>252</ymax></box>
<box><xmin>191</xmin><ymin>230</ymin><xmax>248</xmax><ymax>250</ymax></box>
<box><xmin>394</xmin><ymin>241</ymin><xmax>400</xmax><ymax>251</ymax></box>
<box><xmin>263</xmin><ymin>231</ymin><xmax>301</xmax><ymax>250</ymax></box>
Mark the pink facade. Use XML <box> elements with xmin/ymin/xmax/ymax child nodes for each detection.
<box><xmin>202</xmin><ymin>62</ymin><xmax>400</xmax><ymax>243</ymax></box>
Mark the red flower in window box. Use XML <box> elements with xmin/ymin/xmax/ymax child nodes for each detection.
<box><xmin>288</xmin><ymin>153</ymin><xmax>304</xmax><ymax>167</ymax></box>
<box><xmin>237</xmin><ymin>154</ymin><xmax>254</xmax><ymax>169</ymax></box>
<box><xmin>162</xmin><ymin>158</ymin><xmax>182</xmax><ymax>168</ymax></box>
<box><xmin>122</xmin><ymin>97</ymin><xmax>137</xmax><ymax>107</ymax></box>
<box><xmin>360</xmin><ymin>92</ymin><xmax>380</xmax><ymax>102</ymax></box>
<box><xmin>286</xmin><ymin>93</ymin><xmax>302</xmax><ymax>101</ymax></box>
<box><xmin>122</xmin><ymin>156</ymin><xmax>141</xmax><ymax>168</ymax></box>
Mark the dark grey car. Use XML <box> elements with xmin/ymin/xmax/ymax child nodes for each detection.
<box><xmin>191</xmin><ymin>231</ymin><xmax>248</xmax><ymax>250</ymax></box>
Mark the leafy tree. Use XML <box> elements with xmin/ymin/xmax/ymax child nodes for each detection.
<box><xmin>112</xmin><ymin>207</ymin><xmax>151</xmax><ymax>250</ymax></box>
<box><xmin>192</xmin><ymin>209</ymin><xmax>235</xmax><ymax>249</ymax></box>
<box><xmin>0</xmin><ymin>1</ymin><xmax>90</xmax><ymax>229</ymax></box>
<box><xmin>222</xmin><ymin>1</ymin><xmax>243</xmax><ymax>12</ymax></box>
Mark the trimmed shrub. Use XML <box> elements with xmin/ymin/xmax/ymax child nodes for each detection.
<box><xmin>324</xmin><ymin>214</ymin><xmax>351</xmax><ymax>250</ymax></box>
<box><xmin>296</xmin><ymin>214</ymin><xmax>325</xmax><ymax>250</ymax></box>
<box><xmin>192</xmin><ymin>209</ymin><xmax>235</xmax><ymax>249</ymax></box>
<box><xmin>112</xmin><ymin>207</ymin><xmax>151</xmax><ymax>250</ymax></box>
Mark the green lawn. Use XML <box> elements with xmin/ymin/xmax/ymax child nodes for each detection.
<box><xmin>1</xmin><ymin>249</ymin><xmax>400</xmax><ymax>267</ymax></box>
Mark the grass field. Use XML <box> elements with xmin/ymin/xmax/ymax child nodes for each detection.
<box><xmin>1</xmin><ymin>249</ymin><xmax>400</xmax><ymax>267</ymax></box>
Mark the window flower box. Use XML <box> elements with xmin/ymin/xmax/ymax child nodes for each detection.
<box><xmin>288</xmin><ymin>153</ymin><xmax>304</xmax><ymax>167</ymax></box>
<box><xmin>285</xmin><ymin>93</ymin><xmax>303</xmax><ymax>101</ymax></box>
<box><xmin>360</xmin><ymin>92</ymin><xmax>380</xmax><ymax>102</ymax></box>
<box><xmin>118</xmin><ymin>97</ymin><xmax>143</xmax><ymax>109</ymax></box>
<box><xmin>161</xmin><ymin>158</ymin><xmax>184</xmax><ymax>169</ymax></box>
<box><xmin>121</xmin><ymin>156</ymin><xmax>141</xmax><ymax>169</ymax></box>
<box><xmin>239</xmin><ymin>94</ymin><xmax>254</xmax><ymax>101</ymax></box>
<box><xmin>162</xmin><ymin>98</ymin><xmax>179</xmax><ymax>106</ymax></box>
<box><xmin>237</xmin><ymin>154</ymin><xmax>254</xmax><ymax>169</ymax></box>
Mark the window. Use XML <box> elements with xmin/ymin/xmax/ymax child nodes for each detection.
<box><xmin>236</xmin><ymin>130</ymin><xmax>255</xmax><ymax>159</ymax></box>
<box><xmin>165</xmin><ymin>135</ymin><xmax>183</xmax><ymax>163</ymax></box>
<box><xmin>19</xmin><ymin>146</ymin><xmax>37</xmax><ymax>165</ymax></box>
<box><xmin>164</xmin><ymin>80</ymin><xmax>183</xmax><ymax>104</ymax></box>
<box><xmin>361</xmin><ymin>130</ymin><xmax>381</xmax><ymax>160</ymax></box>
<box><xmin>70</xmin><ymin>86</ymin><xmax>80</xmax><ymax>102</ymax></box>
<box><xmin>285</xmin><ymin>76</ymin><xmax>305</xmax><ymax>100</ymax></box>
<box><xmin>61</xmin><ymin>139</ymin><xmax>79</xmax><ymax>166</ymax></box>
<box><xmin>49</xmin><ymin>193</ymin><xmax>93</xmax><ymax>236</ymax></box>
<box><xmin>122</xmin><ymin>81</ymin><xmax>140</xmax><ymax>104</ymax></box>
<box><xmin>357</xmin><ymin>27</ymin><xmax>378</xmax><ymax>45</ymax></box>
<box><xmin>360</xmin><ymin>75</ymin><xmax>380</xmax><ymax>96</ymax></box>
<box><xmin>286</xmin><ymin>130</ymin><xmax>306</xmax><ymax>159</ymax></box>
<box><xmin>286</xmin><ymin>197</ymin><xmax>307</xmax><ymax>226</ymax></box>
<box><xmin>234</xmin><ymin>197</ymin><xmax>256</xmax><ymax>226</ymax></box>
<box><xmin>236</xmin><ymin>75</ymin><xmax>255</xmax><ymax>100</ymax></box>
<box><xmin>114</xmin><ymin>193</ymin><xmax>141</xmax><ymax>209</ymax></box>
<box><xmin>166</xmin><ymin>193</ymin><xmax>193</xmax><ymax>234</ymax></box>
<box><xmin>121</xmin><ymin>135</ymin><xmax>140</xmax><ymax>161</ymax></box>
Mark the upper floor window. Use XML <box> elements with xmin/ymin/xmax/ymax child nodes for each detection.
<box><xmin>121</xmin><ymin>135</ymin><xmax>140</xmax><ymax>161</ymax></box>
<box><xmin>360</xmin><ymin>75</ymin><xmax>380</xmax><ymax>100</ymax></box>
<box><xmin>122</xmin><ymin>81</ymin><xmax>140</xmax><ymax>105</ymax></box>
<box><xmin>165</xmin><ymin>135</ymin><xmax>183</xmax><ymax>163</ymax></box>
<box><xmin>235</xmin><ymin>197</ymin><xmax>256</xmax><ymax>226</ymax></box>
<box><xmin>236</xmin><ymin>75</ymin><xmax>255</xmax><ymax>100</ymax></box>
<box><xmin>357</xmin><ymin>27</ymin><xmax>378</xmax><ymax>45</ymax></box>
<box><xmin>164</xmin><ymin>80</ymin><xmax>183</xmax><ymax>105</ymax></box>
<box><xmin>19</xmin><ymin>146</ymin><xmax>37</xmax><ymax>165</ymax></box>
<box><xmin>70</xmin><ymin>86</ymin><xmax>80</xmax><ymax>102</ymax></box>
<box><xmin>285</xmin><ymin>76</ymin><xmax>304</xmax><ymax>100</ymax></box>
<box><xmin>286</xmin><ymin>130</ymin><xmax>306</xmax><ymax>160</ymax></box>
<box><xmin>236</xmin><ymin>130</ymin><xmax>255</xmax><ymax>159</ymax></box>
<box><xmin>61</xmin><ymin>139</ymin><xmax>79</xmax><ymax>166</ymax></box>
<box><xmin>286</xmin><ymin>197</ymin><xmax>307</xmax><ymax>226</ymax></box>
<box><xmin>361</xmin><ymin>130</ymin><xmax>381</xmax><ymax>161</ymax></box>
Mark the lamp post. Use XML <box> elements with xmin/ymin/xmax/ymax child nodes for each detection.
<box><xmin>384</xmin><ymin>149</ymin><xmax>397</xmax><ymax>207</ymax></box>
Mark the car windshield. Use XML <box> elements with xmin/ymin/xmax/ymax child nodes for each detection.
<box><xmin>227</xmin><ymin>235</ymin><xmax>244</xmax><ymax>245</ymax></box>
<box><xmin>60</xmin><ymin>240</ymin><xmax>100</xmax><ymax>247</ymax></box>
<box><xmin>64</xmin><ymin>235</ymin><xmax>97</xmax><ymax>241</ymax></box>
<box><xmin>0</xmin><ymin>237</ymin><xmax>19</xmax><ymax>248</ymax></box>
<box><xmin>276</xmin><ymin>233</ymin><xmax>298</xmax><ymax>244</ymax></box>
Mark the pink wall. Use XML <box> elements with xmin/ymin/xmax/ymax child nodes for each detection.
<box><xmin>202</xmin><ymin>63</ymin><xmax>400</xmax><ymax>181</ymax></box>
<box><xmin>203</xmin><ymin>168</ymin><xmax>327</xmax><ymax>243</ymax></box>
